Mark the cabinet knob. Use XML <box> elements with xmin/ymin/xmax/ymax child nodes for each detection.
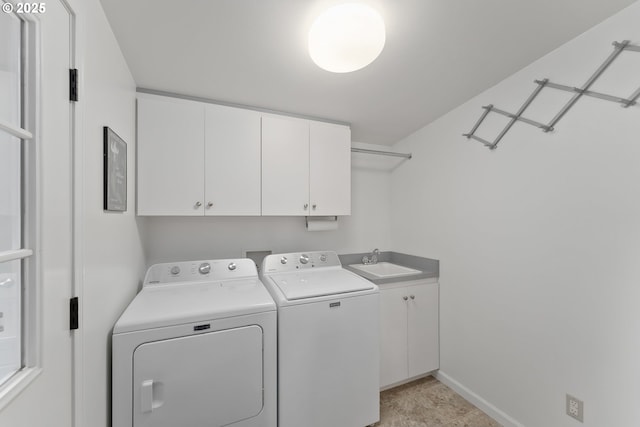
<box><xmin>195</xmin><ymin>201</ymin><xmax>202</xmax><ymax>208</ymax></box>
<box><xmin>312</xmin><ymin>204</ymin><xmax>317</xmax><ymax>210</ymax></box>
<box><xmin>403</xmin><ymin>296</ymin><xmax>408</xmax><ymax>301</ymax></box>
<box><xmin>304</xmin><ymin>203</ymin><xmax>309</xmax><ymax>210</ymax></box>
<box><xmin>410</xmin><ymin>295</ymin><xmax>415</xmax><ymax>300</ymax></box>
<box><xmin>207</xmin><ymin>202</ymin><xmax>213</xmax><ymax>208</ymax></box>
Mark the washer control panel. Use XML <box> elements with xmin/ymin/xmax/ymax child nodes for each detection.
<box><xmin>143</xmin><ymin>258</ymin><xmax>258</xmax><ymax>285</ymax></box>
<box><xmin>262</xmin><ymin>251</ymin><xmax>341</xmax><ymax>273</ymax></box>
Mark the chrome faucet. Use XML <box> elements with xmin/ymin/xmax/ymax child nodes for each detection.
<box><xmin>362</xmin><ymin>248</ymin><xmax>379</xmax><ymax>265</ymax></box>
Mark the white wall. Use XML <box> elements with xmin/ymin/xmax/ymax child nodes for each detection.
<box><xmin>143</xmin><ymin>142</ymin><xmax>395</xmax><ymax>265</ymax></box>
<box><xmin>73</xmin><ymin>1</ymin><xmax>146</xmax><ymax>426</ymax></box>
<box><xmin>390</xmin><ymin>2</ymin><xmax>640</xmax><ymax>426</ymax></box>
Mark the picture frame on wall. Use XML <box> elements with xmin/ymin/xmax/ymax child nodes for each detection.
<box><xmin>103</xmin><ymin>126</ymin><xmax>127</xmax><ymax>212</ymax></box>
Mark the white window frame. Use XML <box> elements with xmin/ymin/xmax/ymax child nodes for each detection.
<box><xmin>0</xmin><ymin>7</ymin><xmax>43</xmax><ymax>407</ymax></box>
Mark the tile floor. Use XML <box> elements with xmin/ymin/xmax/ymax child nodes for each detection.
<box><xmin>374</xmin><ymin>376</ymin><xmax>502</xmax><ymax>427</ymax></box>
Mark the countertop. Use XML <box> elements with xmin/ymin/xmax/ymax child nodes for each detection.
<box><xmin>339</xmin><ymin>251</ymin><xmax>439</xmax><ymax>285</ymax></box>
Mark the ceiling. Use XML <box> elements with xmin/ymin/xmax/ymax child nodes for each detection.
<box><xmin>100</xmin><ymin>0</ymin><xmax>636</xmax><ymax>145</ymax></box>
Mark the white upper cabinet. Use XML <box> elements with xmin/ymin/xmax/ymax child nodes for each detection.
<box><xmin>261</xmin><ymin>115</ymin><xmax>310</xmax><ymax>216</ymax></box>
<box><xmin>205</xmin><ymin>105</ymin><xmax>261</xmax><ymax>215</ymax></box>
<box><xmin>137</xmin><ymin>94</ymin><xmax>261</xmax><ymax>216</ymax></box>
<box><xmin>138</xmin><ymin>94</ymin><xmax>351</xmax><ymax>216</ymax></box>
<box><xmin>310</xmin><ymin>121</ymin><xmax>351</xmax><ymax>216</ymax></box>
<box><xmin>262</xmin><ymin>115</ymin><xmax>351</xmax><ymax>216</ymax></box>
<box><xmin>137</xmin><ymin>94</ymin><xmax>205</xmax><ymax>216</ymax></box>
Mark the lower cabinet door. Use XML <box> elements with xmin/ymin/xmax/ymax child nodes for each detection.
<box><xmin>407</xmin><ymin>283</ymin><xmax>440</xmax><ymax>377</ymax></box>
<box><xmin>379</xmin><ymin>286</ymin><xmax>409</xmax><ymax>388</ymax></box>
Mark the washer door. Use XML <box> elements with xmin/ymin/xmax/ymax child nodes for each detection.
<box><xmin>133</xmin><ymin>325</ymin><xmax>263</xmax><ymax>427</ymax></box>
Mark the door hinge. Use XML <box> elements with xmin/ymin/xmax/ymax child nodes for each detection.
<box><xmin>69</xmin><ymin>69</ymin><xmax>78</xmax><ymax>102</ymax></box>
<box><xmin>70</xmin><ymin>297</ymin><xmax>79</xmax><ymax>330</ymax></box>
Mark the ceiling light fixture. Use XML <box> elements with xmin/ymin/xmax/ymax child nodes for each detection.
<box><xmin>308</xmin><ymin>3</ymin><xmax>386</xmax><ymax>73</ymax></box>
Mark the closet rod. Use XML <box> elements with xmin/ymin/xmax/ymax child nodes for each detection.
<box><xmin>351</xmin><ymin>147</ymin><xmax>412</xmax><ymax>159</ymax></box>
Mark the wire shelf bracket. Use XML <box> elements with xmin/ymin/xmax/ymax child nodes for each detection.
<box><xmin>463</xmin><ymin>40</ymin><xmax>640</xmax><ymax>150</ymax></box>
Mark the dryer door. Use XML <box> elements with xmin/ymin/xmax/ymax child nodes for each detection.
<box><xmin>133</xmin><ymin>325</ymin><xmax>263</xmax><ymax>427</ymax></box>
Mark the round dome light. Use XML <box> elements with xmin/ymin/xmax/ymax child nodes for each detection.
<box><xmin>308</xmin><ymin>3</ymin><xmax>386</xmax><ymax>73</ymax></box>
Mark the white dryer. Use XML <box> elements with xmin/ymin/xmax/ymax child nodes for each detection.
<box><xmin>112</xmin><ymin>259</ymin><xmax>276</xmax><ymax>427</ymax></box>
<box><xmin>261</xmin><ymin>251</ymin><xmax>380</xmax><ymax>427</ymax></box>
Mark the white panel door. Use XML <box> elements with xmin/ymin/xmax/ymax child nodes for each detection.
<box><xmin>137</xmin><ymin>95</ymin><xmax>205</xmax><ymax>215</ymax></box>
<box><xmin>309</xmin><ymin>122</ymin><xmax>351</xmax><ymax>216</ymax></box>
<box><xmin>133</xmin><ymin>326</ymin><xmax>263</xmax><ymax>427</ymax></box>
<box><xmin>407</xmin><ymin>283</ymin><xmax>440</xmax><ymax>377</ymax></box>
<box><xmin>379</xmin><ymin>286</ymin><xmax>408</xmax><ymax>388</ymax></box>
<box><xmin>261</xmin><ymin>115</ymin><xmax>309</xmax><ymax>215</ymax></box>
<box><xmin>0</xmin><ymin>1</ymin><xmax>73</xmax><ymax>425</ymax></box>
<box><xmin>204</xmin><ymin>105</ymin><xmax>261</xmax><ymax>215</ymax></box>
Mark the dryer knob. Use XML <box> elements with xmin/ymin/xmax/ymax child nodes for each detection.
<box><xmin>198</xmin><ymin>263</ymin><xmax>211</xmax><ymax>275</ymax></box>
<box><xmin>320</xmin><ymin>254</ymin><xmax>327</xmax><ymax>262</ymax></box>
<box><xmin>170</xmin><ymin>266</ymin><xmax>181</xmax><ymax>275</ymax></box>
<box><xmin>280</xmin><ymin>256</ymin><xmax>288</xmax><ymax>264</ymax></box>
<box><xmin>228</xmin><ymin>262</ymin><xmax>237</xmax><ymax>271</ymax></box>
<box><xmin>300</xmin><ymin>254</ymin><xmax>309</xmax><ymax>264</ymax></box>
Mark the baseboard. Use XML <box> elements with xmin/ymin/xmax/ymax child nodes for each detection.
<box><xmin>434</xmin><ymin>371</ymin><xmax>524</xmax><ymax>427</ymax></box>
<box><xmin>380</xmin><ymin>372</ymin><xmax>432</xmax><ymax>392</ymax></box>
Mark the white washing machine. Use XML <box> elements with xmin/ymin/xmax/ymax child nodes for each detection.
<box><xmin>261</xmin><ymin>251</ymin><xmax>380</xmax><ymax>427</ymax></box>
<box><xmin>112</xmin><ymin>259</ymin><xmax>276</xmax><ymax>427</ymax></box>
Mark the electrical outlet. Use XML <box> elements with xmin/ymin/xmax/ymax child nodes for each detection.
<box><xmin>566</xmin><ymin>394</ymin><xmax>584</xmax><ymax>422</ymax></box>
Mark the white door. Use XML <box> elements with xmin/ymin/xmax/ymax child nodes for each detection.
<box><xmin>309</xmin><ymin>122</ymin><xmax>351</xmax><ymax>216</ymax></box>
<box><xmin>261</xmin><ymin>115</ymin><xmax>309</xmax><ymax>215</ymax></box>
<box><xmin>133</xmin><ymin>326</ymin><xmax>263</xmax><ymax>427</ymax></box>
<box><xmin>407</xmin><ymin>283</ymin><xmax>440</xmax><ymax>377</ymax></box>
<box><xmin>204</xmin><ymin>105</ymin><xmax>261</xmax><ymax>215</ymax></box>
<box><xmin>0</xmin><ymin>1</ymin><xmax>74</xmax><ymax>426</ymax></box>
<box><xmin>379</xmin><ymin>286</ymin><xmax>408</xmax><ymax>388</ymax></box>
<box><xmin>137</xmin><ymin>94</ymin><xmax>205</xmax><ymax>215</ymax></box>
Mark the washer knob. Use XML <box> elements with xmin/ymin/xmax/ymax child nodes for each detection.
<box><xmin>198</xmin><ymin>263</ymin><xmax>211</xmax><ymax>274</ymax></box>
<box><xmin>320</xmin><ymin>254</ymin><xmax>327</xmax><ymax>262</ymax></box>
<box><xmin>280</xmin><ymin>256</ymin><xmax>288</xmax><ymax>264</ymax></box>
<box><xmin>300</xmin><ymin>254</ymin><xmax>309</xmax><ymax>264</ymax></box>
<box><xmin>170</xmin><ymin>266</ymin><xmax>181</xmax><ymax>275</ymax></box>
<box><xmin>228</xmin><ymin>262</ymin><xmax>237</xmax><ymax>271</ymax></box>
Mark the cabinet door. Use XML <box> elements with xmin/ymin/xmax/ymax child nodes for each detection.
<box><xmin>137</xmin><ymin>95</ymin><xmax>205</xmax><ymax>215</ymax></box>
<box><xmin>407</xmin><ymin>283</ymin><xmax>439</xmax><ymax>377</ymax></box>
<box><xmin>379</xmin><ymin>286</ymin><xmax>408</xmax><ymax>388</ymax></box>
<box><xmin>204</xmin><ymin>105</ymin><xmax>261</xmax><ymax>215</ymax></box>
<box><xmin>261</xmin><ymin>115</ymin><xmax>309</xmax><ymax>215</ymax></box>
<box><xmin>309</xmin><ymin>122</ymin><xmax>351</xmax><ymax>216</ymax></box>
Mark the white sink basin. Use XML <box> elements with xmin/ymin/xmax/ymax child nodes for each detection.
<box><xmin>348</xmin><ymin>262</ymin><xmax>421</xmax><ymax>279</ymax></box>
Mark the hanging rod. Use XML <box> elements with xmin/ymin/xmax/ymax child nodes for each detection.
<box><xmin>351</xmin><ymin>147</ymin><xmax>412</xmax><ymax>159</ymax></box>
